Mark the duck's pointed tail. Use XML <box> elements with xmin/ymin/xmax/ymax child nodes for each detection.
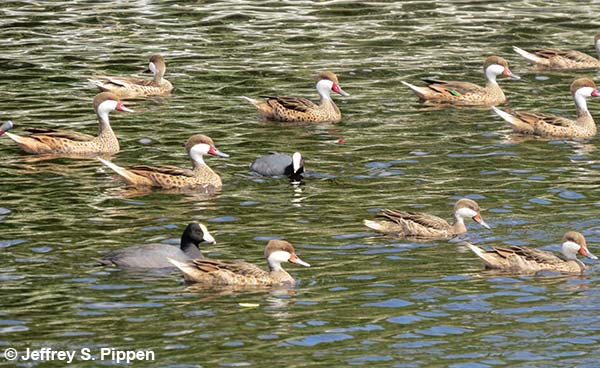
<box><xmin>465</xmin><ymin>243</ymin><xmax>495</xmax><ymax>268</ymax></box>
<box><xmin>363</xmin><ymin>219</ymin><xmax>385</xmax><ymax>231</ymax></box>
<box><xmin>241</xmin><ymin>96</ymin><xmax>273</xmax><ymax>117</ymax></box>
<box><xmin>401</xmin><ymin>81</ymin><xmax>428</xmax><ymax>99</ymax></box>
<box><xmin>513</xmin><ymin>46</ymin><xmax>546</xmax><ymax>66</ymax></box>
<box><xmin>491</xmin><ymin>106</ymin><xmax>532</xmax><ymax>131</ymax></box>
<box><xmin>168</xmin><ymin>257</ymin><xmax>200</xmax><ymax>281</ymax></box>
<box><xmin>97</xmin><ymin>157</ymin><xmax>151</xmax><ymax>186</ymax></box>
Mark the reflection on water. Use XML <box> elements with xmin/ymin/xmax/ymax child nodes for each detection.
<box><xmin>1</xmin><ymin>0</ymin><xmax>600</xmax><ymax>367</ymax></box>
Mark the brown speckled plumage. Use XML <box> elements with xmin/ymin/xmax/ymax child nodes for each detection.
<box><xmin>90</xmin><ymin>55</ymin><xmax>173</xmax><ymax>99</ymax></box>
<box><xmin>402</xmin><ymin>56</ymin><xmax>518</xmax><ymax>106</ymax></box>
<box><xmin>364</xmin><ymin>198</ymin><xmax>489</xmax><ymax>239</ymax></box>
<box><xmin>493</xmin><ymin>78</ymin><xmax>599</xmax><ymax>138</ymax></box>
<box><xmin>466</xmin><ymin>232</ymin><xmax>596</xmax><ymax>274</ymax></box>
<box><xmin>243</xmin><ymin>71</ymin><xmax>349</xmax><ymax>123</ymax></box>
<box><xmin>3</xmin><ymin>92</ymin><xmax>131</xmax><ymax>155</ymax></box>
<box><xmin>513</xmin><ymin>33</ymin><xmax>600</xmax><ymax>70</ymax></box>
<box><xmin>98</xmin><ymin>134</ymin><xmax>227</xmax><ymax>191</ymax></box>
<box><xmin>170</xmin><ymin>240</ymin><xmax>310</xmax><ymax>286</ymax></box>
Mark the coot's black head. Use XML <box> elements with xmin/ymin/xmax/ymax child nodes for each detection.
<box><xmin>181</xmin><ymin>222</ymin><xmax>215</xmax><ymax>246</ymax></box>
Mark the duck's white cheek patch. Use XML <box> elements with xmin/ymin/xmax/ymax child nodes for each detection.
<box><xmin>456</xmin><ymin>207</ymin><xmax>477</xmax><ymax>218</ymax></box>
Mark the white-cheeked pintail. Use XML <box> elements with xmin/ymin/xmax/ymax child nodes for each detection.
<box><xmin>243</xmin><ymin>71</ymin><xmax>349</xmax><ymax>123</ymax></box>
<box><xmin>89</xmin><ymin>54</ymin><xmax>173</xmax><ymax>99</ymax></box>
<box><xmin>364</xmin><ymin>198</ymin><xmax>490</xmax><ymax>239</ymax></box>
<box><xmin>492</xmin><ymin>78</ymin><xmax>600</xmax><ymax>138</ymax></box>
<box><xmin>513</xmin><ymin>33</ymin><xmax>600</xmax><ymax>70</ymax></box>
<box><xmin>466</xmin><ymin>231</ymin><xmax>597</xmax><ymax>274</ymax></box>
<box><xmin>402</xmin><ymin>56</ymin><xmax>520</xmax><ymax>106</ymax></box>
<box><xmin>0</xmin><ymin>92</ymin><xmax>133</xmax><ymax>155</ymax></box>
<box><xmin>97</xmin><ymin>134</ymin><xmax>228</xmax><ymax>191</ymax></box>
<box><xmin>169</xmin><ymin>239</ymin><xmax>310</xmax><ymax>286</ymax></box>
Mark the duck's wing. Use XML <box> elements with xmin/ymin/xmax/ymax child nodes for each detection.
<box><xmin>492</xmin><ymin>245</ymin><xmax>563</xmax><ymax>264</ymax></box>
<box><xmin>262</xmin><ymin>96</ymin><xmax>318</xmax><ymax>113</ymax></box>
<box><xmin>380</xmin><ymin>209</ymin><xmax>449</xmax><ymax>230</ymax></box>
<box><xmin>512</xmin><ymin>111</ymin><xmax>574</xmax><ymax>128</ymax></box>
<box><xmin>191</xmin><ymin>258</ymin><xmax>268</xmax><ymax>279</ymax></box>
<box><xmin>536</xmin><ymin>48</ymin><xmax>597</xmax><ymax>63</ymax></box>
<box><xmin>422</xmin><ymin>79</ymin><xmax>484</xmax><ymax>97</ymax></box>
<box><xmin>26</xmin><ymin>128</ymin><xmax>95</xmax><ymax>142</ymax></box>
<box><xmin>127</xmin><ymin>164</ymin><xmax>195</xmax><ymax>177</ymax></box>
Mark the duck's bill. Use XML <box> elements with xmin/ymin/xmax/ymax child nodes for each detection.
<box><xmin>504</xmin><ymin>69</ymin><xmax>521</xmax><ymax>80</ymax></box>
<box><xmin>290</xmin><ymin>254</ymin><xmax>311</xmax><ymax>267</ymax></box>
<box><xmin>116</xmin><ymin>103</ymin><xmax>134</xmax><ymax>113</ymax></box>
<box><xmin>0</xmin><ymin>120</ymin><xmax>14</xmax><ymax>135</ymax></box>
<box><xmin>592</xmin><ymin>90</ymin><xmax>600</xmax><ymax>97</ymax></box>
<box><xmin>473</xmin><ymin>214</ymin><xmax>491</xmax><ymax>229</ymax></box>
<box><xmin>332</xmin><ymin>83</ymin><xmax>350</xmax><ymax>97</ymax></box>
<box><xmin>581</xmin><ymin>245</ymin><xmax>598</xmax><ymax>260</ymax></box>
<box><xmin>209</xmin><ymin>146</ymin><xmax>230</xmax><ymax>158</ymax></box>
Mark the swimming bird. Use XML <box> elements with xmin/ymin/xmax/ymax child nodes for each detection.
<box><xmin>89</xmin><ymin>54</ymin><xmax>173</xmax><ymax>99</ymax></box>
<box><xmin>243</xmin><ymin>71</ymin><xmax>349</xmax><ymax>123</ymax></box>
<box><xmin>98</xmin><ymin>223</ymin><xmax>215</xmax><ymax>268</ymax></box>
<box><xmin>492</xmin><ymin>78</ymin><xmax>600</xmax><ymax>138</ymax></box>
<box><xmin>466</xmin><ymin>231</ymin><xmax>597</xmax><ymax>274</ymax></box>
<box><xmin>402</xmin><ymin>56</ymin><xmax>520</xmax><ymax>106</ymax></box>
<box><xmin>364</xmin><ymin>198</ymin><xmax>490</xmax><ymax>239</ymax></box>
<box><xmin>0</xmin><ymin>92</ymin><xmax>133</xmax><ymax>154</ymax></box>
<box><xmin>169</xmin><ymin>240</ymin><xmax>310</xmax><ymax>286</ymax></box>
<box><xmin>98</xmin><ymin>134</ymin><xmax>228</xmax><ymax>191</ymax></box>
<box><xmin>513</xmin><ymin>33</ymin><xmax>600</xmax><ymax>70</ymax></box>
<box><xmin>250</xmin><ymin>152</ymin><xmax>304</xmax><ymax>182</ymax></box>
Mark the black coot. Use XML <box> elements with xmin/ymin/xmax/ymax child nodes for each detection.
<box><xmin>250</xmin><ymin>152</ymin><xmax>304</xmax><ymax>182</ymax></box>
<box><xmin>99</xmin><ymin>222</ymin><xmax>215</xmax><ymax>268</ymax></box>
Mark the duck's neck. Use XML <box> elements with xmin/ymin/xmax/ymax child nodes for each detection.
<box><xmin>485</xmin><ymin>67</ymin><xmax>500</xmax><ymax>86</ymax></box>
<box><xmin>153</xmin><ymin>68</ymin><xmax>164</xmax><ymax>83</ymax></box>
<box><xmin>450</xmin><ymin>215</ymin><xmax>468</xmax><ymax>234</ymax></box>
<box><xmin>97</xmin><ymin>113</ymin><xmax>115</xmax><ymax>139</ymax></box>
<box><xmin>574</xmin><ymin>94</ymin><xmax>592</xmax><ymax>121</ymax></box>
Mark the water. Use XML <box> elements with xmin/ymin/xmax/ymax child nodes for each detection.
<box><xmin>1</xmin><ymin>1</ymin><xmax>600</xmax><ymax>366</ymax></box>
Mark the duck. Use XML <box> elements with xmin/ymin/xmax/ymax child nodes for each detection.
<box><xmin>89</xmin><ymin>54</ymin><xmax>173</xmax><ymax>99</ymax></box>
<box><xmin>97</xmin><ymin>134</ymin><xmax>229</xmax><ymax>191</ymax></box>
<box><xmin>466</xmin><ymin>231</ymin><xmax>597</xmax><ymax>274</ymax></box>
<box><xmin>168</xmin><ymin>239</ymin><xmax>310</xmax><ymax>286</ymax></box>
<box><xmin>242</xmin><ymin>71</ymin><xmax>349</xmax><ymax>123</ymax></box>
<box><xmin>250</xmin><ymin>152</ymin><xmax>304</xmax><ymax>182</ymax></box>
<box><xmin>513</xmin><ymin>33</ymin><xmax>600</xmax><ymax>70</ymax></box>
<box><xmin>0</xmin><ymin>92</ymin><xmax>133</xmax><ymax>155</ymax></box>
<box><xmin>492</xmin><ymin>78</ymin><xmax>600</xmax><ymax>138</ymax></box>
<box><xmin>98</xmin><ymin>222</ymin><xmax>215</xmax><ymax>268</ymax></box>
<box><xmin>402</xmin><ymin>56</ymin><xmax>520</xmax><ymax>106</ymax></box>
<box><xmin>364</xmin><ymin>198</ymin><xmax>490</xmax><ymax>239</ymax></box>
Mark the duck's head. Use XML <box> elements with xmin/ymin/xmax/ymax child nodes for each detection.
<box><xmin>93</xmin><ymin>92</ymin><xmax>134</xmax><ymax>120</ymax></box>
<box><xmin>265</xmin><ymin>240</ymin><xmax>310</xmax><ymax>271</ymax></box>
<box><xmin>316</xmin><ymin>71</ymin><xmax>350</xmax><ymax>97</ymax></box>
<box><xmin>454</xmin><ymin>198</ymin><xmax>490</xmax><ymax>229</ymax></box>
<box><xmin>185</xmin><ymin>134</ymin><xmax>230</xmax><ymax>162</ymax></box>
<box><xmin>0</xmin><ymin>121</ymin><xmax>13</xmax><ymax>136</ymax></box>
<box><xmin>570</xmin><ymin>78</ymin><xmax>600</xmax><ymax>98</ymax></box>
<box><xmin>144</xmin><ymin>54</ymin><xmax>167</xmax><ymax>77</ymax></box>
<box><xmin>562</xmin><ymin>231</ymin><xmax>597</xmax><ymax>260</ymax></box>
<box><xmin>483</xmin><ymin>56</ymin><xmax>520</xmax><ymax>81</ymax></box>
